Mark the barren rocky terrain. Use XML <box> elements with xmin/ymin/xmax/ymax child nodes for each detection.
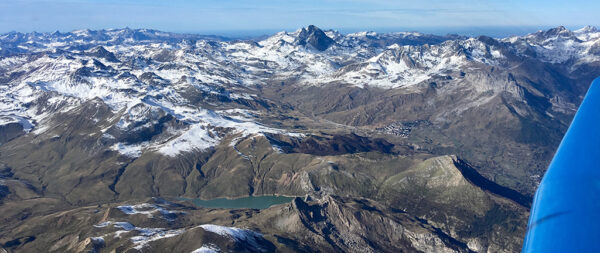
<box><xmin>1</xmin><ymin>25</ymin><xmax>599</xmax><ymax>252</ymax></box>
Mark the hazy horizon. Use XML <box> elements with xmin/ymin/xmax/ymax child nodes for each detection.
<box><xmin>1</xmin><ymin>24</ymin><xmax>595</xmax><ymax>40</ymax></box>
<box><xmin>1</xmin><ymin>0</ymin><xmax>598</xmax><ymax>38</ymax></box>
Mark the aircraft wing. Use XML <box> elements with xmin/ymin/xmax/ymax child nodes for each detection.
<box><xmin>523</xmin><ymin>77</ymin><xmax>600</xmax><ymax>252</ymax></box>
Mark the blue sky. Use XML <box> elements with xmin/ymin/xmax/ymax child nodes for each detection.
<box><xmin>0</xmin><ymin>0</ymin><xmax>598</xmax><ymax>36</ymax></box>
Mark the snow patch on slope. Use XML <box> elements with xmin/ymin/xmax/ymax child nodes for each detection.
<box><xmin>93</xmin><ymin>220</ymin><xmax>184</xmax><ymax>249</ymax></box>
<box><xmin>198</xmin><ymin>224</ymin><xmax>263</xmax><ymax>243</ymax></box>
<box><xmin>117</xmin><ymin>203</ymin><xmax>183</xmax><ymax>219</ymax></box>
<box><xmin>191</xmin><ymin>245</ymin><xmax>220</xmax><ymax>253</ymax></box>
<box><xmin>111</xmin><ymin>143</ymin><xmax>145</xmax><ymax>158</ymax></box>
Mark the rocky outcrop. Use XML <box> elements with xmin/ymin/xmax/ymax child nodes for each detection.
<box><xmin>379</xmin><ymin>155</ymin><xmax>529</xmax><ymax>252</ymax></box>
<box><xmin>296</xmin><ymin>25</ymin><xmax>336</xmax><ymax>51</ymax></box>
<box><xmin>291</xmin><ymin>196</ymin><xmax>472</xmax><ymax>252</ymax></box>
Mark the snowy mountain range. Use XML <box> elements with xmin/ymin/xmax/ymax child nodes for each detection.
<box><xmin>1</xmin><ymin>25</ymin><xmax>600</xmax><ymax>252</ymax></box>
<box><xmin>2</xmin><ymin>25</ymin><xmax>599</xmax><ymax>158</ymax></box>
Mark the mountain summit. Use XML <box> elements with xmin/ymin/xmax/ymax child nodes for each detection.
<box><xmin>296</xmin><ymin>25</ymin><xmax>335</xmax><ymax>51</ymax></box>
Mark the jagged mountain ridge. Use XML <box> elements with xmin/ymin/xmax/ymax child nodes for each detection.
<box><xmin>1</xmin><ymin>25</ymin><xmax>597</xmax><ymax>190</ymax></box>
<box><xmin>2</xmin><ymin>25</ymin><xmax>598</xmax><ymax>151</ymax></box>
<box><xmin>1</xmin><ymin>25</ymin><xmax>599</xmax><ymax>252</ymax></box>
<box><xmin>0</xmin><ymin>28</ymin><xmax>230</xmax><ymax>56</ymax></box>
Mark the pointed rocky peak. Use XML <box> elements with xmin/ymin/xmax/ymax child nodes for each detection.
<box><xmin>476</xmin><ymin>35</ymin><xmax>501</xmax><ymax>47</ymax></box>
<box><xmin>540</xmin><ymin>26</ymin><xmax>580</xmax><ymax>41</ymax></box>
<box><xmin>577</xmin><ymin>25</ymin><xmax>599</xmax><ymax>34</ymax></box>
<box><xmin>296</xmin><ymin>25</ymin><xmax>335</xmax><ymax>51</ymax></box>
<box><xmin>89</xmin><ymin>45</ymin><xmax>109</xmax><ymax>54</ymax></box>
<box><xmin>574</xmin><ymin>26</ymin><xmax>600</xmax><ymax>41</ymax></box>
<box><xmin>86</xmin><ymin>46</ymin><xmax>119</xmax><ymax>62</ymax></box>
<box><xmin>544</xmin><ymin>26</ymin><xmax>571</xmax><ymax>36</ymax></box>
<box><xmin>524</xmin><ymin>26</ymin><xmax>582</xmax><ymax>45</ymax></box>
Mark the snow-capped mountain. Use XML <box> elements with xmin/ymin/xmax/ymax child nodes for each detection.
<box><xmin>0</xmin><ymin>25</ymin><xmax>599</xmax><ymax>157</ymax></box>
<box><xmin>2</xmin><ymin>25</ymin><xmax>599</xmax><ymax>158</ymax></box>
<box><xmin>0</xmin><ymin>28</ymin><xmax>228</xmax><ymax>56</ymax></box>
<box><xmin>502</xmin><ymin>26</ymin><xmax>600</xmax><ymax>65</ymax></box>
<box><xmin>1</xmin><ymin>25</ymin><xmax>600</xmax><ymax>252</ymax></box>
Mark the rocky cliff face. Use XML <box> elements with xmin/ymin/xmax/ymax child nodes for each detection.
<box><xmin>0</xmin><ymin>196</ymin><xmax>476</xmax><ymax>253</ymax></box>
<box><xmin>1</xmin><ymin>25</ymin><xmax>599</xmax><ymax>252</ymax></box>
